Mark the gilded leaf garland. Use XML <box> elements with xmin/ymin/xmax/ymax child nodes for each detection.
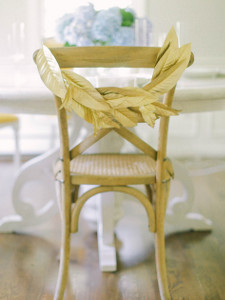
<box><xmin>35</xmin><ymin>27</ymin><xmax>191</xmax><ymax>133</ymax></box>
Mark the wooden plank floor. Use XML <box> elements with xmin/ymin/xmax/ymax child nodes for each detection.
<box><xmin>0</xmin><ymin>160</ymin><xmax>224</xmax><ymax>299</ymax></box>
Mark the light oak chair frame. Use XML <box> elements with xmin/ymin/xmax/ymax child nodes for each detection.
<box><xmin>35</xmin><ymin>46</ymin><xmax>193</xmax><ymax>300</ymax></box>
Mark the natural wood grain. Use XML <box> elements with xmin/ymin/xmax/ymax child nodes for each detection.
<box><xmin>33</xmin><ymin>47</ymin><xmax>194</xmax><ymax>69</ymax></box>
<box><xmin>71</xmin><ymin>185</ymin><xmax>156</xmax><ymax>234</ymax></box>
<box><xmin>154</xmin><ymin>87</ymin><xmax>177</xmax><ymax>300</ymax></box>
<box><xmin>114</xmin><ymin>127</ymin><xmax>157</xmax><ymax>160</ymax></box>
<box><xmin>49</xmin><ymin>46</ymin><xmax>161</xmax><ymax>69</ymax></box>
<box><xmin>54</xmin><ymin>96</ymin><xmax>72</xmax><ymax>299</ymax></box>
<box><xmin>70</xmin><ymin>128</ymin><xmax>112</xmax><ymax>159</ymax></box>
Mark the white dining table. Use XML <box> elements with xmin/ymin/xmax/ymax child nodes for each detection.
<box><xmin>1</xmin><ymin>70</ymin><xmax>225</xmax><ymax>271</ymax></box>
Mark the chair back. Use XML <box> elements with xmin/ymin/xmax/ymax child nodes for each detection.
<box><xmin>34</xmin><ymin>35</ymin><xmax>194</xmax><ymax>185</ymax></box>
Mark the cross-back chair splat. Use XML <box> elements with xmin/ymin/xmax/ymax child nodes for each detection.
<box><xmin>113</xmin><ymin>127</ymin><xmax>157</xmax><ymax>159</ymax></box>
<box><xmin>70</xmin><ymin>128</ymin><xmax>112</xmax><ymax>159</ymax></box>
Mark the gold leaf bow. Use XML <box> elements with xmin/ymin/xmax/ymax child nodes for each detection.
<box><xmin>35</xmin><ymin>27</ymin><xmax>191</xmax><ymax>134</ymax></box>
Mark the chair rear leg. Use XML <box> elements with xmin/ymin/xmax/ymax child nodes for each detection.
<box><xmin>54</xmin><ymin>184</ymin><xmax>72</xmax><ymax>300</ymax></box>
<box><xmin>54</xmin><ymin>221</ymin><xmax>71</xmax><ymax>300</ymax></box>
<box><xmin>155</xmin><ymin>225</ymin><xmax>171</xmax><ymax>300</ymax></box>
<box><xmin>154</xmin><ymin>179</ymin><xmax>171</xmax><ymax>300</ymax></box>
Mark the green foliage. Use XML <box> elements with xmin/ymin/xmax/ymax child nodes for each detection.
<box><xmin>93</xmin><ymin>40</ymin><xmax>108</xmax><ymax>46</ymax></box>
<box><xmin>64</xmin><ymin>41</ymin><xmax>76</xmax><ymax>47</ymax></box>
<box><xmin>120</xmin><ymin>9</ymin><xmax>135</xmax><ymax>27</ymax></box>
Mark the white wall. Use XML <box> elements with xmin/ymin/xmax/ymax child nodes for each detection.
<box><xmin>0</xmin><ymin>0</ymin><xmax>43</xmax><ymax>63</ymax></box>
<box><xmin>144</xmin><ymin>0</ymin><xmax>225</xmax><ymax>158</ymax></box>
<box><xmin>148</xmin><ymin>0</ymin><xmax>225</xmax><ymax>66</ymax></box>
<box><xmin>0</xmin><ymin>0</ymin><xmax>25</xmax><ymax>57</ymax></box>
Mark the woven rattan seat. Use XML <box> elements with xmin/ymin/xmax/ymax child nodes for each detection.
<box><xmin>69</xmin><ymin>154</ymin><xmax>156</xmax><ymax>185</ymax></box>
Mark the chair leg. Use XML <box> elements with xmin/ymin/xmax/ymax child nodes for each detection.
<box><xmin>155</xmin><ymin>182</ymin><xmax>171</xmax><ymax>300</ymax></box>
<box><xmin>54</xmin><ymin>222</ymin><xmax>71</xmax><ymax>300</ymax></box>
<box><xmin>54</xmin><ymin>185</ymin><xmax>71</xmax><ymax>299</ymax></box>
<box><xmin>155</xmin><ymin>226</ymin><xmax>171</xmax><ymax>300</ymax></box>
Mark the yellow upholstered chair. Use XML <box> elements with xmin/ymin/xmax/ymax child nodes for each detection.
<box><xmin>34</xmin><ymin>28</ymin><xmax>193</xmax><ymax>300</ymax></box>
<box><xmin>0</xmin><ymin>113</ymin><xmax>20</xmax><ymax>169</ymax></box>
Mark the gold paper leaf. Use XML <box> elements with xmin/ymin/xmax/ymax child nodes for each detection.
<box><xmin>95</xmin><ymin>111</ymin><xmax>120</xmax><ymax>129</ymax></box>
<box><xmin>139</xmin><ymin>105</ymin><xmax>158</xmax><ymax>127</ymax></box>
<box><xmin>152</xmin><ymin>27</ymin><xmax>179</xmax><ymax>80</ymax></box>
<box><xmin>153</xmin><ymin>47</ymin><xmax>180</xmax><ymax>81</ymax></box>
<box><xmin>153</xmin><ymin>101</ymin><xmax>179</xmax><ymax>116</ymax></box>
<box><xmin>143</xmin><ymin>53</ymin><xmax>191</xmax><ymax>98</ymax></box>
<box><xmin>62</xmin><ymin>70</ymin><xmax>94</xmax><ymax>89</ymax></box>
<box><xmin>62</xmin><ymin>71</ymin><xmax>111</xmax><ymax>111</ymax></box>
<box><xmin>113</xmin><ymin>107</ymin><xmax>138</xmax><ymax>127</ymax></box>
<box><xmin>62</xmin><ymin>70</ymin><xmax>106</xmax><ymax>103</ymax></box>
<box><xmin>68</xmin><ymin>84</ymin><xmax>111</xmax><ymax>111</ymax></box>
<box><xmin>106</xmin><ymin>96</ymin><xmax>150</xmax><ymax>108</ymax></box>
<box><xmin>62</xmin><ymin>85</ymin><xmax>94</xmax><ymax>123</ymax></box>
<box><xmin>100</xmin><ymin>87</ymin><xmax>157</xmax><ymax>108</ymax></box>
<box><xmin>98</xmin><ymin>86</ymin><xmax>150</xmax><ymax>97</ymax></box>
<box><xmin>155</xmin><ymin>27</ymin><xmax>178</xmax><ymax>66</ymax></box>
<box><xmin>35</xmin><ymin>46</ymin><xmax>66</xmax><ymax>98</ymax></box>
<box><xmin>177</xmin><ymin>43</ymin><xmax>192</xmax><ymax>65</ymax></box>
<box><xmin>149</xmin><ymin>27</ymin><xmax>191</xmax><ymax>93</ymax></box>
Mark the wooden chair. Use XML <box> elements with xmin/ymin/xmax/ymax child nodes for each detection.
<box><xmin>34</xmin><ymin>40</ymin><xmax>193</xmax><ymax>299</ymax></box>
<box><xmin>0</xmin><ymin>113</ymin><xmax>20</xmax><ymax>169</ymax></box>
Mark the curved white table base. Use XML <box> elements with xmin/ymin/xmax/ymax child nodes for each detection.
<box><xmin>0</xmin><ymin>115</ymin><xmax>84</xmax><ymax>233</ymax></box>
<box><xmin>165</xmin><ymin>159</ymin><xmax>212</xmax><ymax>235</ymax></box>
<box><xmin>97</xmin><ymin>193</ymin><xmax>117</xmax><ymax>272</ymax></box>
<box><xmin>0</xmin><ymin>148</ymin><xmax>59</xmax><ymax>233</ymax></box>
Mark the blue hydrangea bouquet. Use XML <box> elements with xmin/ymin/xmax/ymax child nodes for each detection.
<box><xmin>55</xmin><ymin>3</ymin><xmax>152</xmax><ymax>47</ymax></box>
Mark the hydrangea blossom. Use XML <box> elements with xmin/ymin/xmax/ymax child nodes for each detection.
<box><xmin>55</xmin><ymin>3</ymin><xmax>95</xmax><ymax>45</ymax></box>
<box><xmin>55</xmin><ymin>4</ymin><xmax>151</xmax><ymax>46</ymax></box>
<box><xmin>91</xmin><ymin>7</ymin><xmax>122</xmax><ymax>44</ymax></box>
<box><xmin>55</xmin><ymin>13</ymin><xmax>74</xmax><ymax>43</ymax></box>
<box><xmin>110</xmin><ymin>27</ymin><xmax>135</xmax><ymax>46</ymax></box>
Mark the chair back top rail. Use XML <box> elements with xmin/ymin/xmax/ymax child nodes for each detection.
<box><xmin>48</xmin><ymin>46</ymin><xmax>161</xmax><ymax>69</ymax></box>
<box><xmin>33</xmin><ymin>46</ymin><xmax>194</xmax><ymax>69</ymax></box>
